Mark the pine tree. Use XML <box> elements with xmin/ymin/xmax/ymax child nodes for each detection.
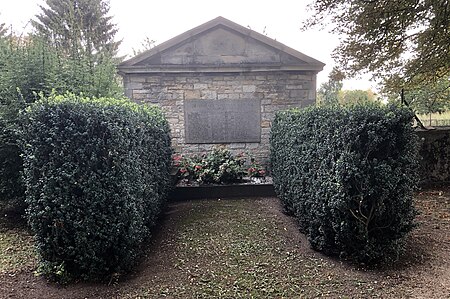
<box><xmin>32</xmin><ymin>0</ymin><xmax>122</xmax><ymax>98</ymax></box>
<box><xmin>32</xmin><ymin>0</ymin><xmax>120</xmax><ymax>57</ymax></box>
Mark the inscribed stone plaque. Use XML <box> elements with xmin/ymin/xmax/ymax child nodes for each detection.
<box><xmin>184</xmin><ymin>99</ymin><xmax>261</xmax><ymax>143</ymax></box>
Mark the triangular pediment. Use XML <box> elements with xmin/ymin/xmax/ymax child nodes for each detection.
<box><xmin>118</xmin><ymin>17</ymin><xmax>325</xmax><ymax>74</ymax></box>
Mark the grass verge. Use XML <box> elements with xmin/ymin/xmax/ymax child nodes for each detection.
<box><xmin>0</xmin><ymin>220</ymin><xmax>36</xmax><ymax>273</ymax></box>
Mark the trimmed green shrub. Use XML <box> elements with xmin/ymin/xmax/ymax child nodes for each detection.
<box><xmin>270</xmin><ymin>103</ymin><xmax>419</xmax><ymax>264</ymax></box>
<box><xmin>20</xmin><ymin>93</ymin><xmax>172</xmax><ymax>281</ymax></box>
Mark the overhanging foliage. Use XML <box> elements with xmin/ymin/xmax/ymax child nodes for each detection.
<box><xmin>304</xmin><ymin>0</ymin><xmax>450</xmax><ymax>97</ymax></box>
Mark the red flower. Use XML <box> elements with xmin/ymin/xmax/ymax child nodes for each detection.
<box><xmin>180</xmin><ymin>168</ymin><xmax>187</xmax><ymax>173</ymax></box>
<box><xmin>195</xmin><ymin>165</ymin><xmax>202</xmax><ymax>170</ymax></box>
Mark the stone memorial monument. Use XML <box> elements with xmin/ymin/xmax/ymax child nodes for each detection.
<box><xmin>118</xmin><ymin>16</ymin><xmax>324</xmax><ymax>162</ymax></box>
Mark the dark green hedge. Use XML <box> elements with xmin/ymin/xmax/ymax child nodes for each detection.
<box><xmin>270</xmin><ymin>104</ymin><xmax>419</xmax><ymax>264</ymax></box>
<box><xmin>20</xmin><ymin>93</ymin><xmax>172</xmax><ymax>281</ymax></box>
<box><xmin>0</xmin><ymin>118</ymin><xmax>25</xmax><ymax>210</ymax></box>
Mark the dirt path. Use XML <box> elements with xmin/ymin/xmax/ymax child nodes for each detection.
<box><xmin>392</xmin><ymin>189</ymin><xmax>450</xmax><ymax>298</ymax></box>
<box><xmin>0</xmin><ymin>188</ymin><xmax>449</xmax><ymax>298</ymax></box>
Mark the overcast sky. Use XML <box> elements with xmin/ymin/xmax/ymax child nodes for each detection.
<box><xmin>0</xmin><ymin>0</ymin><xmax>376</xmax><ymax>90</ymax></box>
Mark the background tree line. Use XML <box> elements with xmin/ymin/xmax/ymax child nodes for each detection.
<box><xmin>317</xmin><ymin>67</ymin><xmax>449</xmax><ymax>120</ymax></box>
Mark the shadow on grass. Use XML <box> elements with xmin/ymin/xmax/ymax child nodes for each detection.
<box><xmin>0</xmin><ymin>203</ymin><xmax>28</xmax><ymax>232</ymax></box>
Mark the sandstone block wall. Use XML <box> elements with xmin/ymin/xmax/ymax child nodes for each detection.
<box><xmin>124</xmin><ymin>71</ymin><xmax>316</xmax><ymax>164</ymax></box>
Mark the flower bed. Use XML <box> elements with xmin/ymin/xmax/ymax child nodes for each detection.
<box><xmin>170</xmin><ymin>147</ymin><xmax>274</xmax><ymax>200</ymax></box>
<box><xmin>172</xmin><ymin>147</ymin><xmax>267</xmax><ymax>186</ymax></box>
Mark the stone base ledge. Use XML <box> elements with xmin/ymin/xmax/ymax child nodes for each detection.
<box><xmin>169</xmin><ymin>183</ymin><xmax>276</xmax><ymax>201</ymax></box>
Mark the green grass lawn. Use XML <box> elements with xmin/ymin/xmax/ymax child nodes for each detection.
<box><xmin>132</xmin><ymin>199</ymin><xmax>338</xmax><ymax>298</ymax></box>
<box><xmin>0</xmin><ymin>224</ymin><xmax>36</xmax><ymax>273</ymax></box>
<box><xmin>121</xmin><ymin>199</ymin><xmax>399</xmax><ymax>298</ymax></box>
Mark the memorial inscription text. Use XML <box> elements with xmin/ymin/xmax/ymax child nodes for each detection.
<box><xmin>184</xmin><ymin>99</ymin><xmax>261</xmax><ymax>143</ymax></box>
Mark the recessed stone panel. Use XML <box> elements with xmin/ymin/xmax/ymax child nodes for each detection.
<box><xmin>184</xmin><ymin>99</ymin><xmax>261</xmax><ymax>143</ymax></box>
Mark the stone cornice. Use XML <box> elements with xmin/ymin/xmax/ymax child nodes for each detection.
<box><xmin>118</xmin><ymin>64</ymin><xmax>323</xmax><ymax>75</ymax></box>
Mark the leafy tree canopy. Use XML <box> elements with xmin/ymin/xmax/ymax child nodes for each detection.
<box><xmin>403</xmin><ymin>75</ymin><xmax>449</xmax><ymax>115</ymax></box>
<box><xmin>304</xmin><ymin>0</ymin><xmax>450</xmax><ymax>96</ymax></box>
<box><xmin>318</xmin><ymin>69</ymin><xmax>379</xmax><ymax>106</ymax></box>
<box><xmin>339</xmin><ymin>89</ymin><xmax>378</xmax><ymax>105</ymax></box>
<box><xmin>317</xmin><ymin>67</ymin><xmax>344</xmax><ymax>105</ymax></box>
